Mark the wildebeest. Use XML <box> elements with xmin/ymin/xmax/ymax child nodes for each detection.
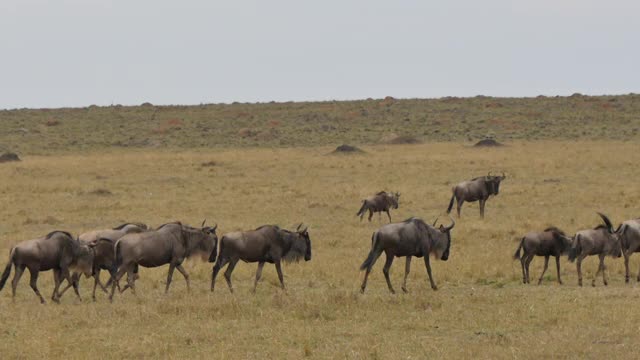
<box><xmin>359</xmin><ymin>216</ymin><xmax>455</xmax><ymax>294</ymax></box>
<box><xmin>356</xmin><ymin>191</ymin><xmax>400</xmax><ymax>222</ymax></box>
<box><xmin>446</xmin><ymin>172</ymin><xmax>505</xmax><ymax>219</ymax></box>
<box><xmin>616</xmin><ymin>219</ymin><xmax>640</xmax><ymax>283</ymax></box>
<box><xmin>59</xmin><ymin>222</ymin><xmax>148</xmax><ymax>301</ymax></box>
<box><xmin>211</xmin><ymin>224</ymin><xmax>311</xmax><ymax>293</ymax></box>
<box><xmin>568</xmin><ymin>213</ymin><xmax>621</xmax><ymax>286</ymax></box>
<box><xmin>0</xmin><ymin>231</ymin><xmax>94</xmax><ymax>304</ymax></box>
<box><xmin>109</xmin><ymin>221</ymin><xmax>218</xmax><ymax>301</ymax></box>
<box><xmin>513</xmin><ymin>227</ymin><xmax>572</xmax><ymax>285</ymax></box>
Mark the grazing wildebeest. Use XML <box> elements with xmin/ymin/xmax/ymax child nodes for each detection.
<box><xmin>356</xmin><ymin>191</ymin><xmax>400</xmax><ymax>222</ymax></box>
<box><xmin>446</xmin><ymin>172</ymin><xmax>505</xmax><ymax>219</ymax></box>
<box><xmin>359</xmin><ymin>216</ymin><xmax>455</xmax><ymax>294</ymax></box>
<box><xmin>0</xmin><ymin>231</ymin><xmax>94</xmax><ymax>304</ymax></box>
<box><xmin>211</xmin><ymin>224</ymin><xmax>311</xmax><ymax>293</ymax></box>
<box><xmin>568</xmin><ymin>213</ymin><xmax>621</xmax><ymax>287</ymax></box>
<box><xmin>109</xmin><ymin>221</ymin><xmax>218</xmax><ymax>301</ymax></box>
<box><xmin>513</xmin><ymin>227</ymin><xmax>572</xmax><ymax>285</ymax></box>
<box><xmin>59</xmin><ymin>222</ymin><xmax>148</xmax><ymax>301</ymax></box>
<box><xmin>616</xmin><ymin>219</ymin><xmax>640</xmax><ymax>283</ymax></box>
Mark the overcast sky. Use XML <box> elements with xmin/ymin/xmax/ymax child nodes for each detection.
<box><xmin>0</xmin><ymin>1</ymin><xmax>638</xmax><ymax>109</ymax></box>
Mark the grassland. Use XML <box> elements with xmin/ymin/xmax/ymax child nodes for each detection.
<box><xmin>1</xmin><ymin>94</ymin><xmax>640</xmax><ymax>155</ymax></box>
<box><xmin>1</xmin><ymin>141</ymin><xmax>640</xmax><ymax>359</ymax></box>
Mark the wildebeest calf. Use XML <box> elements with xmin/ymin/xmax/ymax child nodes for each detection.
<box><xmin>513</xmin><ymin>227</ymin><xmax>572</xmax><ymax>285</ymax></box>
<box><xmin>356</xmin><ymin>191</ymin><xmax>400</xmax><ymax>222</ymax></box>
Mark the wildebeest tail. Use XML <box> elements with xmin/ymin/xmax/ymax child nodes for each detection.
<box><xmin>360</xmin><ymin>232</ymin><xmax>380</xmax><ymax>271</ymax></box>
<box><xmin>446</xmin><ymin>193</ymin><xmax>455</xmax><ymax>214</ymax></box>
<box><xmin>568</xmin><ymin>235</ymin><xmax>581</xmax><ymax>262</ymax></box>
<box><xmin>513</xmin><ymin>237</ymin><xmax>524</xmax><ymax>260</ymax></box>
<box><xmin>0</xmin><ymin>248</ymin><xmax>15</xmax><ymax>292</ymax></box>
<box><xmin>356</xmin><ymin>201</ymin><xmax>367</xmax><ymax>217</ymax></box>
<box><xmin>114</xmin><ymin>240</ymin><xmax>123</xmax><ymax>270</ymax></box>
<box><xmin>618</xmin><ymin>224</ymin><xmax>629</xmax><ymax>250</ymax></box>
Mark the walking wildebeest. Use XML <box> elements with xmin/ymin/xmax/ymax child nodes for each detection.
<box><xmin>0</xmin><ymin>231</ymin><xmax>94</xmax><ymax>304</ymax></box>
<box><xmin>211</xmin><ymin>224</ymin><xmax>311</xmax><ymax>293</ymax></box>
<box><xmin>359</xmin><ymin>216</ymin><xmax>455</xmax><ymax>294</ymax></box>
<box><xmin>109</xmin><ymin>221</ymin><xmax>218</xmax><ymax>301</ymax></box>
<box><xmin>513</xmin><ymin>227</ymin><xmax>572</xmax><ymax>285</ymax></box>
<box><xmin>568</xmin><ymin>212</ymin><xmax>621</xmax><ymax>287</ymax></box>
<box><xmin>356</xmin><ymin>191</ymin><xmax>400</xmax><ymax>222</ymax></box>
<box><xmin>616</xmin><ymin>218</ymin><xmax>640</xmax><ymax>283</ymax></box>
<box><xmin>446</xmin><ymin>172</ymin><xmax>505</xmax><ymax>219</ymax></box>
<box><xmin>59</xmin><ymin>222</ymin><xmax>148</xmax><ymax>301</ymax></box>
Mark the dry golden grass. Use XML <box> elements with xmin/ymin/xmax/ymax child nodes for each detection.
<box><xmin>1</xmin><ymin>142</ymin><xmax>640</xmax><ymax>359</ymax></box>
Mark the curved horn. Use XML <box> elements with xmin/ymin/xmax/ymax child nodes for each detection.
<box><xmin>201</xmin><ymin>219</ymin><xmax>206</xmax><ymax>228</ymax></box>
<box><xmin>596</xmin><ymin>212</ymin><xmax>614</xmax><ymax>233</ymax></box>
<box><xmin>444</xmin><ymin>215</ymin><xmax>456</xmax><ymax>232</ymax></box>
<box><xmin>432</xmin><ymin>216</ymin><xmax>439</xmax><ymax>227</ymax></box>
<box><xmin>301</xmin><ymin>226</ymin><xmax>308</xmax><ymax>233</ymax></box>
<box><xmin>212</xmin><ymin>223</ymin><xmax>218</xmax><ymax>231</ymax></box>
<box><xmin>296</xmin><ymin>223</ymin><xmax>302</xmax><ymax>231</ymax></box>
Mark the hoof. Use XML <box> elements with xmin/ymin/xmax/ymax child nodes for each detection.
<box><xmin>401</xmin><ymin>287</ymin><xmax>408</xmax><ymax>293</ymax></box>
<box><xmin>431</xmin><ymin>285</ymin><xmax>438</xmax><ymax>291</ymax></box>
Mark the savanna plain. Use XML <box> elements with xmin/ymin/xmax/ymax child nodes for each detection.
<box><xmin>1</xmin><ymin>97</ymin><xmax>640</xmax><ymax>359</ymax></box>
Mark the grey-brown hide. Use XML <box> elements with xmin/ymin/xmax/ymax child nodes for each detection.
<box><xmin>513</xmin><ymin>227</ymin><xmax>572</xmax><ymax>285</ymax></box>
<box><xmin>359</xmin><ymin>216</ymin><xmax>454</xmax><ymax>294</ymax></box>
<box><xmin>446</xmin><ymin>172</ymin><xmax>505</xmax><ymax>219</ymax></box>
<box><xmin>616</xmin><ymin>219</ymin><xmax>640</xmax><ymax>283</ymax></box>
<box><xmin>211</xmin><ymin>224</ymin><xmax>311</xmax><ymax>293</ymax></box>
<box><xmin>0</xmin><ymin>231</ymin><xmax>94</xmax><ymax>304</ymax></box>
<box><xmin>356</xmin><ymin>191</ymin><xmax>400</xmax><ymax>222</ymax></box>
<box><xmin>109</xmin><ymin>222</ymin><xmax>218</xmax><ymax>301</ymax></box>
<box><xmin>568</xmin><ymin>213</ymin><xmax>621</xmax><ymax>287</ymax></box>
<box><xmin>60</xmin><ymin>222</ymin><xmax>148</xmax><ymax>301</ymax></box>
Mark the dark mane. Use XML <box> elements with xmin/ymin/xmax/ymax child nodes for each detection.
<box><xmin>157</xmin><ymin>221</ymin><xmax>182</xmax><ymax>230</ymax></box>
<box><xmin>255</xmin><ymin>224</ymin><xmax>279</xmax><ymax>231</ymax></box>
<box><xmin>113</xmin><ymin>222</ymin><xmax>147</xmax><ymax>230</ymax></box>
<box><xmin>544</xmin><ymin>226</ymin><xmax>566</xmax><ymax>235</ymax></box>
<box><xmin>45</xmin><ymin>230</ymin><xmax>72</xmax><ymax>240</ymax></box>
<box><xmin>376</xmin><ymin>191</ymin><xmax>387</xmax><ymax>195</ymax></box>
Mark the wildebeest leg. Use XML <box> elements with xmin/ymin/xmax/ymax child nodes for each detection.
<box><xmin>524</xmin><ymin>254</ymin><xmax>534</xmax><ymax>284</ymax></box>
<box><xmin>175</xmin><ymin>264</ymin><xmax>190</xmax><ymax>292</ymax></box>
<box><xmin>223</xmin><ymin>258</ymin><xmax>239</xmax><ymax>293</ymax></box>
<box><xmin>27</xmin><ymin>267</ymin><xmax>45</xmax><ymax>304</ymax></box>
<box><xmin>165</xmin><ymin>264</ymin><xmax>176</xmax><ymax>294</ymax></box>
<box><xmin>252</xmin><ymin>262</ymin><xmax>265</xmax><ymax>293</ymax></box>
<box><xmin>59</xmin><ymin>272</ymin><xmax>82</xmax><ymax>300</ymax></box>
<box><xmin>378</xmin><ymin>211</ymin><xmax>382</xmax><ymax>223</ymax></box>
<box><xmin>125</xmin><ymin>267</ymin><xmax>137</xmax><ymax>295</ymax></box>
<box><xmin>593</xmin><ymin>254</ymin><xmax>607</xmax><ymax>287</ymax></box>
<box><xmin>555</xmin><ymin>255</ymin><xmax>562</xmax><ymax>285</ymax></box>
<box><xmin>520</xmin><ymin>255</ymin><xmax>526</xmax><ymax>284</ymax></box>
<box><xmin>537</xmin><ymin>256</ymin><xmax>549</xmax><ymax>285</ymax></box>
<box><xmin>382</xmin><ymin>253</ymin><xmax>395</xmax><ymax>294</ymax></box>
<box><xmin>62</xmin><ymin>268</ymin><xmax>81</xmax><ymax>301</ymax></box>
<box><xmin>624</xmin><ymin>251</ymin><xmax>631</xmax><ymax>283</ymax></box>
<box><xmin>401</xmin><ymin>256</ymin><xmax>411</xmax><ymax>293</ymax></box>
<box><xmin>360</xmin><ymin>248</ymin><xmax>383</xmax><ymax>294</ymax></box>
<box><xmin>456</xmin><ymin>198</ymin><xmax>463</xmax><ymax>218</ymax></box>
<box><xmin>109</xmin><ymin>265</ymin><xmax>128</xmax><ymax>302</ymax></box>
<box><xmin>51</xmin><ymin>269</ymin><xmax>62</xmax><ymax>303</ymax></box>
<box><xmin>211</xmin><ymin>257</ymin><xmax>229</xmax><ymax>292</ymax></box>
<box><xmin>11</xmin><ymin>264</ymin><xmax>26</xmax><ymax>301</ymax></box>
<box><xmin>368</xmin><ymin>209</ymin><xmax>373</xmax><ymax>222</ymax></box>
<box><xmin>386</xmin><ymin>210</ymin><xmax>392</xmax><ymax>223</ymax></box>
<box><xmin>423</xmin><ymin>256</ymin><xmax>438</xmax><ymax>290</ymax></box>
<box><xmin>275</xmin><ymin>260</ymin><xmax>286</xmax><ymax>290</ymax></box>
<box><xmin>576</xmin><ymin>255</ymin><xmax>584</xmax><ymax>286</ymax></box>
<box><xmin>479</xmin><ymin>199</ymin><xmax>486</xmax><ymax>219</ymax></box>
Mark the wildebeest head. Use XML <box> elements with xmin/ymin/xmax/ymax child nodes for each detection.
<box><xmin>73</xmin><ymin>238</ymin><xmax>95</xmax><ymax>277</ymax></box>
<box><xmin>486</xmin><ymin>172</ymin><xmax>506</xmax><ymax>195</ymax></box>
<box><xmin>200</xmin><ymin>221</ymin><xmax>219</xmax><ymax>263</ymax></box>
<box><xmin>596</xmin><ymin>212</ymin><xmax>622</xmax><ymax>257</ymax></box>
<box><xmin>390</xmin><ymin>192</ymin><xmax>400</xmax><ymax>209</ymax></box>
<box><xmin>184</xmin><ymin>220</ymin><xmax>219</xmax><ymax>262</ymax></box>
<box><xmin>283</xmin><ymin>224</ymin><xmax>312</xmax><ymax>262</ymax></box>
<box><xmin>431</xmin><ymin>216</ymin><xmax>456</xmax><ymax>261</ymax></box>
<box><xmin>544</xmin><ymin>227</ymin><xmax>573</xmax><ymax>254</ymax></box>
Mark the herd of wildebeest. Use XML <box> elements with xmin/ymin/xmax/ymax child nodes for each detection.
<box><xmin>1</xmin><ymin>171</ymin><xmax>640</xmax><ymax>304</ymax></box>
